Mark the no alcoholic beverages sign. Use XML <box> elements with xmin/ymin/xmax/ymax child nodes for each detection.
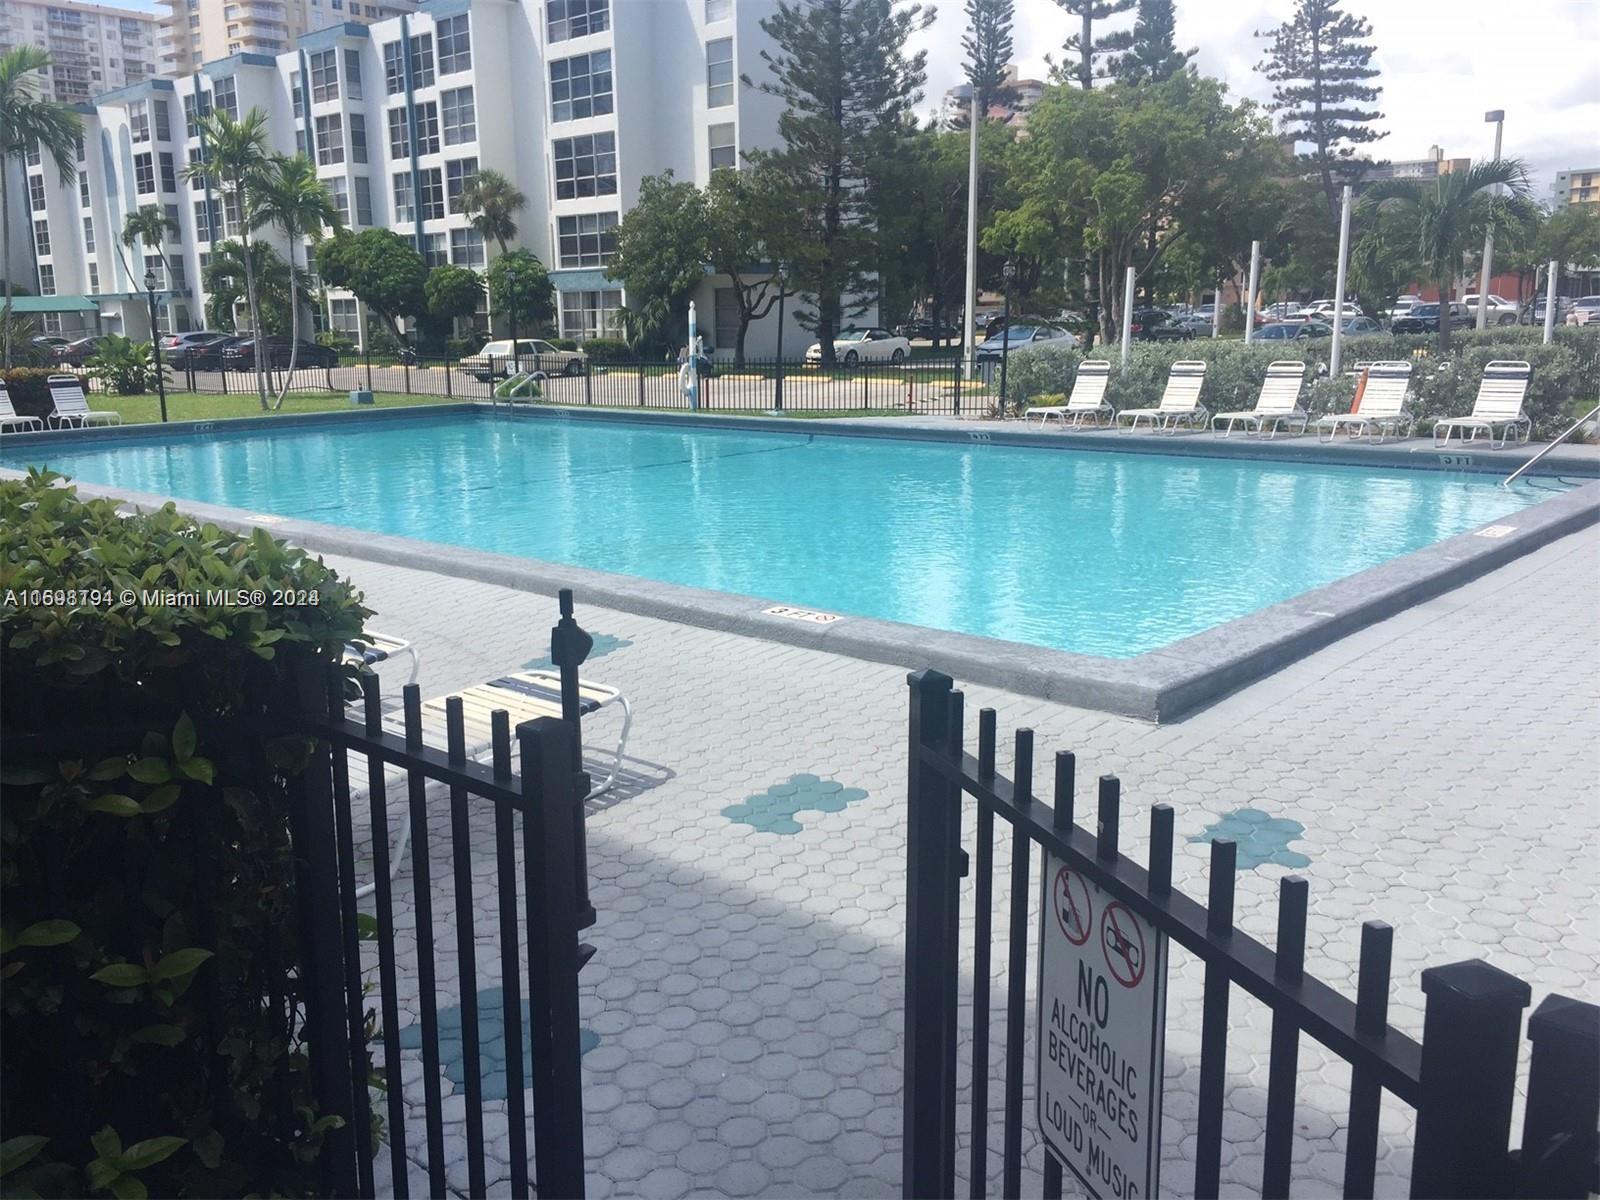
<box><xmin>1036</xmin><ymin>856</ymin><xmax>1167</xmax><ymax>1199</ymax></box>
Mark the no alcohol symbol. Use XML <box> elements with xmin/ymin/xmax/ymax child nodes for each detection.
<box><xmin>1053</xmin><ymin>866</ymin><xmax>1092</xmax><ymax>947</ymax></box>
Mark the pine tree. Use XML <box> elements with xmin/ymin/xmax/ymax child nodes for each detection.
<box><xmin>749</xmin><ymin>0</ymin><xmax>932</xmax><ymax>364</ymax></box>
<box><xmin>961</xmin><ymin>0</ymin><xmax>1014</xmax><ymax>121</ymax></box>
<box><xmin>1111</xmin><ymin>0</ymin><xmax>1194</xmax><ymax>85</ymax></box>
<box><xmin>1256</xmin><ymin>0</ymin><xmax>1384</xmax><ymax>218</ymax></box>
<box><xmin>1054</xmin><ymin>0</ymin><xmax>1135</xmax><ymax>90</ymax></box>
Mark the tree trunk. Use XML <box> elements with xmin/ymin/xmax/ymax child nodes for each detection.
<box><xmin>1</xmin><ymin>168</ymin><xmax>12</xmax><ymax>369</ymax></box>
<box><xmin>733</xmin><ymin>312</ymin><xmax>748</xmax><ymax>372</ymax></box>
<box><xmin>1436</xmin><ymin>275</ymin><xmax>1453</xmax><ymax>356</ymax></box>
<box><xmin>238</xmin><ymin>224</ymin><xmax>268</xmax><ymax>410</ymax></box>
<box><xmin>273</xmin><ymin>235</ymin><xmax>299</xmax><ymax>410</ymax></box>
<box><xmin>1080</xmin><ymin>11</ymin><xmax>1094</xmax><ymax>89</ymax></box>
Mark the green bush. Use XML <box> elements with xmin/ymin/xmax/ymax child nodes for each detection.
<box><xmin>315</xmin><ymin>330</ymin><xmax>357</xmax><ymax>355</ymax></box>
<box><xmin>2</xmin><ymin>368</ymin><xmax>92</xmax><ymax>420</ymax></box>
<box><xmin>0</xmin><ymin>472</ymin><xmax>374</xmax><ymax>1199</ymax></box>
<box><xmin>577</xmin><ymin>337</ymin><xmax>631</xmax><ymax>364</ymax></box>
<box><xmin>86</xmin><ymin>335</ymin><xmax>163</xmax><ymax>396</ymax></box>
<box><xmin>550</xmin><ymin>338</ymin><xmax>579</xmax><ymax>351</ymax></box>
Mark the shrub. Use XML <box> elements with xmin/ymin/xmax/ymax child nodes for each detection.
<box><xmin>577</xmin><ymin>337</ymin><xmax>631</xmax><ymax>364</ymax></box>
<box><xmin>2</xmin><ymin>368</ymin><xmax>91</xmax><ymax>420</ymax></box>
<box><xmin>0</xmin><ymin>472</ymin><xmax>374</xmax><ymax>1198</ymax></box>
<box><xmin>86</xmin><ymin>335</ymin><xmax>163</xmax><ymax>396</ymax></box>
<box><xmin>550</xmin><ymin>338</ymin><xmax>579</xmax><ymax>351</ymax></box>
<box><xmin>315</xmin><ymin>330</ymin><xmax>357</xmax><ymax>355</ymax></box>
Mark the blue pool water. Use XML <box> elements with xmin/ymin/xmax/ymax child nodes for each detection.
<box><xmin>4</xmin><ymin>413</ymin><xmax>1564</xmax><ymax>657</ymax></box>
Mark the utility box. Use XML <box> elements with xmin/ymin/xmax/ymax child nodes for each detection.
<box><xmin>350</xmin><ymin>389</ymin><xmax>374</xmax><ymax>406</ymax></box>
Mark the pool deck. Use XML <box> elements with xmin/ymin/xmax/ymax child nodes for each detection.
<box><xmin>330</xmin><ymin>520</ymin><xmax>1598</xmax><ymax>1198</ymax></box>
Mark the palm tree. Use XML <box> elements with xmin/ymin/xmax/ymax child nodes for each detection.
<box><xmin>201</xmin><ymin>239</ymin><xmax>306</xmax><ymax>333</ymax></box>
<box><xmin>121</xmin><ymin>205</ymin><xmax>179</xmax><ymax>331</ymax></box>
<box><xmin>1</xmin><ymin>47</ymin><xmax>82</xmax><ymax>367</ymax></box>
<box><xmin>1361</xmin><ymin>160</ymin><xmax>1534</xmax><ymax>354</ymax></box>
<box><xmin>253</xmin><ymin>153</ymin><xmax>340</xmax><ymax>409</ymax></box>
<box><xmin>459</xmin><ymin>169</ymin><xmax>527</xmax><ymax>255</ymax></box>
<box><xmin>183</xmin><ymin>108</ymin><xmax>273</xmax><ymax>408</ymax></box>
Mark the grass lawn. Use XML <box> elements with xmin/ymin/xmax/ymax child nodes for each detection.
<box><xmin>88</xmin><ymin>390</ymin><xmax>463</xmax><ymax>424</ymax></box>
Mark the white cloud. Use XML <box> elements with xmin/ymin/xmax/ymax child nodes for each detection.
<box><xmin>911</xmin><ymin>0</ymin><xmax>1600</xmax><ymax>195</ymax></box>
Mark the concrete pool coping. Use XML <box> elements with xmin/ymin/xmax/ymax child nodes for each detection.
<box><xmin>4</xmin><ymin>403</ymin><xmax>1598</xmax><ymax>721</ymax></box>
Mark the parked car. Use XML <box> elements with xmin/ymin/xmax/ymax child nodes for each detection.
<box><xmin>1520</xmin><ymin>297</ymin><xmax>1571</xmax><ymax>325</ymax></box>
<box><xmin>1174</xmin><ymin>313</ymin><xmax>1214</xmax><ymax>336</ymax></box>
<box><xmin>1386</xmin><ymin>295</ymin><xmax>1423</xmax><ymax>321</ymax></box>
<box><xmin>31</xmin><ymin>334</ymin><xmax>72</xmax><ymax>352</ymax></box>
<box><xmin>52</xmin><ymin>335</ymin><xmax>120</xmax><ymax>366</ymax></box>
<box><xmin>1565</xmin><ymin>296</ymin><xmax>1600</xmax><ymax>326</ymax></box>
<box><xmin>1305</xmin><ymin>298</ymin><xmax>1366</xmax><ymax>319</ymax></box>
<box><xmin>1340</xmin><ymin>316</ymin><xmax>1385</xmax><ymax>336</ymax></box>
<box><xmin>1254</xmin><ymin>320</ymin><xmax>1332</xmax><ymax>341</ymax></box>
<box><xmin>1391</xmin><ymin>302</ymin><xmax>1472</xmax><ymax>334</ymax></box>
<box><xmin>186</xmin><ymin>335</ymin><xmax>251</xmax><ymax>370</ymax></box>
<box><xmin>1128</xmin><ymin>309</ymin><xmax>1193</xmax><ymax>342</ymax></box>
<box><xmin>974</xmin><ymin>324</ymin><xmax>1076</xmax><ymax>361</ymax></box>
<box><xmin>1262</xmin><ymin>302</ymin><xmax>1303</xmax><ymax>321</ymax></box>
<box><xmin>458</xmin><ymin>338</ymin><xmax>587</xmax><ymax>381</ymax></box>
<box><xmin>895</xmin><ymin>317</ymin><xmax>958</xmax><ymax>341</ymax></box>
<box><xmin>1460</xmin><ymin>294</ymin><xmax>1520</xmax><ymax>326</ymax></box>
<box><xmin>222</xmin><ymin>336</ymin><xmax>340</xmax><ymax>370</ymax></box>
<box><xmin>162</xmin><ymin>330</ymin><xmax>231</xmax><ymax>363</ymax></box>
<box><xmin>804</xmin><ymin>326</ymin><xmax>911</xmax><ymax>365</ymax></box>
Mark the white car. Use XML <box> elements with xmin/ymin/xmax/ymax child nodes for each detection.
<box><xmin>804</xmin><ymin>326</ymin><xmax>912</xmax><ymax>366</ymax></box>
<box><xmin>1386</xmin><ymin>295</ymin><xmax>1422</xmax><ymax>320</ymax></box>
<box><xmin>1564</xmin><ymin>295</ymin><xmax>1600</xmax><ymax>326</ymax></box>
<box><xmin>1461</xmin><ymin>294</ymin><xmax>1519</xmax><ymax>326</ymax></box>
<box><xmin>974</xmin><ymin>324</ymin><xmax>1077</xmax><ymax>361</ymax></box>
<box><xmin>1306</xmin><ymin>298</ymin><xmax>1365</xmax><ymax>319</ymax></box>
<box><xmin>459</xmin><ymin>338</ymin><xmax>586</xmax><ymax>381</ymax></box>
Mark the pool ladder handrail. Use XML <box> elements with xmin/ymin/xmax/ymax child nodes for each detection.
<box><xmin>1501</xmin><ymin>402</ymin><xmax>1600</xmax><ymax>488</ymax></box>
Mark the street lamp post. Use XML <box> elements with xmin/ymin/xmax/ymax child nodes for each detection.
<box><xmin>773</xmin><ymin>262</ymin><xmax>787</xmax><ymax>413</ymax></box>
<box><xmin>505</xmin><ymin>266</ymin><xmax>519</xmax><ymax>377</ymax></box>
<box><xmin>144</xmin><ymin>269</ymin><xmax>168</xmax><ymax>423</ymax></box>
<box><xmin>999</xmin><ymin>260</ymin><xmax>1014</xmax><ymax>416</ymax></box>
<box><xmin>1477</xmin><ymin>109</ymin><xmax>1505</xmax><ymax>331</ymax></box>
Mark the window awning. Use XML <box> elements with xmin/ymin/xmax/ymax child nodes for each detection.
<box><xmin>6</xmin><ymin>295</ymin><xmax>100</xmax><ymax>314</ymax></box>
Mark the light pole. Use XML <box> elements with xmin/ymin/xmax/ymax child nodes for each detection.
<box><xmin>1476</xmin><ymin>109</ymin><xmax>1506</xmax><ymax>330</ymax></box>
<box><xmin>505</xmin><ymin>265</ymin><xmax>519</xmax><ymax>375</ymax></box>
<box><xmin>1330</xmin><ymin>184</ymin><xmax>1353</xmax><ymax>378</ymax></box>
<box><xmin>962</xmin><ymin>89</ymin><xmax>979</xmax><ymax>381</ymax></box>
<box><xmin>144</xmin><ymin>269</ymin><xmax>168</xmax><ymax>423</ymax></box>
<box><xmin>999</xmin><ymin>260</ymin><xmax>1014</xmax><ymax>415</ymax></box>
<box><xmin>773</xmin><ymin>261</ymin><xmax>787</xmax><ymax>413</ymax></box>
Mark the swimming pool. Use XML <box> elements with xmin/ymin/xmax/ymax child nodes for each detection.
<box><xmin>3</xmin><ymin>411</ymin><xmax>1566</xmax><ymax>658</ymax></box>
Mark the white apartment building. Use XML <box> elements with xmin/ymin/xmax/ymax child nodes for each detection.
<box><xmin>18</xmin><ymin>0</ymin><xmax>823</xmax><ymax>357</ymax></box>
<box><xmin>0</xmin><ymin>0</ymin><xmax>158</xmax><ymax>104</ymax></box>
<box><xmin>155</xmin><ymin>0</ymin><xmax>416</xmax><ymax>78</ymax></box>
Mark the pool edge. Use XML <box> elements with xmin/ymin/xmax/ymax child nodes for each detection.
<box><xmin>5</xmin><ymin>466</ymin><xmax>1595</xmax><ymax>723</ymax></box>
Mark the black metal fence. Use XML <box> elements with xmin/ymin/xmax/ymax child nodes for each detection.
<box><xmin>169</xmin><ymin>352</ymin><xmax>1001</xmax><ymax>416</ymax></box>
<box><xmin>285</xmin><ymin>594</ymin><xmax>598</xmax><ymax>1198</ymax></box>
<box><xmin>903</xmin><ymin>669</ymin><xmax>1598</xmax><ymax>1200</ymax></box>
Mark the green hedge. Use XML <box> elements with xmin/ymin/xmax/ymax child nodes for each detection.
<box><xmin>1007</xmin><ymin>327</ymin><xmax>1598</xmax><ymax>439</ymax></box>
<box><xmin>0</xmin><ymin>472</ymin><xmax>374</xmax><ymax>1198</ymax></box>
<box><xmin>3</xmin><ymin>368</ymin><xmax>93</xmax><ymax>420</ymax></box>
<box><xmin>577</xmin><ymin>337</ymin><xmax>631</xmax><ymax>364</ymax></box>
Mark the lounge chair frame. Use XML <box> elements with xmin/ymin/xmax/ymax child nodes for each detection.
<box><xmin>1028</xmin><ymin>361</ymin><xmax>1114</xmax><ymax>429</ymax></box>
<box><xmin>0</xmin><ymin>382</ymin><xmax>43</xmax><ymax>433</ymax></box>
<box><xmin>45</xmin><ymin>374</ymin><xmax>121</xmax><ymax>429</ymax></box>
<box><xmin>1211</xmin><ymin>361</ymin><xmax>1308</xmax><ymax>439</ymax></box>
<box><xmin>1116</xmin><ymin>361</ymin><xmax>1209</xmax><ymax>433</ymax></box>
<box><xmin>1432</xmin><ymin>360</ymin><xmax>1533</xmax><ymax>450</ymax></box>
<box><xmin>1315</xmin><ymin>361</ymin><xmax>1415</xmax><ymax>444</ymax></box>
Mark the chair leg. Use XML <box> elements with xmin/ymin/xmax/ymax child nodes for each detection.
<box><xmin>587</xmin><ymin>696</ymin><xmax>634</xmax><ymax>798</ymax></box>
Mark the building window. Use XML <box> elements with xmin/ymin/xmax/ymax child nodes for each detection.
<box><xmin>166</xmin><ymin>203</ymin><xmax>181</xmax><ymax>230</ymax></box>
<box><xmin>194</xmin><ymin>198</ymin><xmax>212</xmax><ymax>241</ymax></box>
<box><xmin>79</xmin><ymin>170</ymin><xmax>91</xmax><ymax>207</ymax></box>
<box><xmin>329</xmin><ymin>175</ymin><xmax>349</xmax><ymax>222</ymax></box>
<box><xmin>383</xmin><ymin>40</ymin><xmax>403</xmax><ymax>94</ymax></box>
<box><xmin>291</xmin><ymin>69</ymin><xmax>303</xmax><ymax>118</ymax></box>
<box><xmin>310</xmin><ymin>48</ymin><xmax>339</xmax><ymax>102</ymax></box>
<box><xmin>75</xmin><ymin>133</ymin><xmax>86</xmax><ymax>163</ymax></box>
<box><xmin>708</xmin><ymin>122</ymin><xmax>736</xmax><ymax>170</ymax></box>
<box><xmin>154</xmin><ymin>98</ymin><xmax>171</xmax><ymax>140</ymax></box>
<box><xmin>409</xmin><ymin>33</ymin><xmax>434</xmax><ymax>88</ymax></box>
<box><xmin>418</xmin><ymin>167</ymin><xmax>444</xmax><ymax>220</ymax></box>
<box><xmin>557</xmin><ymin>211</ymin><xmax>618</xmax><ymax>267</ymax></box>
<box><xmin>159</xmin><ymin>151</ymin><xmax>177</xmax><ymax>192</ymax></box>
<box><xmin>415</xmin><ymin>102</ymin><xmax>439</xmax><ymax>154</ymax></box>
<box><xmin>449</xmin><ymin>227</ymin><xmax>484</xmax><ymax>267</ymax></box>
<box><xmin>354</xmin><ymin>174</ymin><xmax>373</xmax><ymax>225</ymax></box>
<box><xmin>547</xmin><ymin>0</ymin><xmax>607</xmax><ymax>41</ymax></box>
<box><xmin>349</xmin><ymin>113</ymin><xmax>368</xmax><ymax>163</ymax></box>
<box><xmin>88</xmin><ymin>261</ymin><xmax>100</xmax><ymax>292</ymax></box>
<box><xmin>29</xmin><ymin>174</ymin><xmax>47</xmax><ymax>211</ymax></box>
<box><xmin>437</xmin><ymin>14</ymin><xmax>470</xmax><ymax>73</ymax></box>
<box><xmin>553</xmin><ymin>131</ymin><xmax>616</xmax><ymax>199</ymax></box>
<box><xmin>706</xmin><ymin>38</ymin><xmax>733</xmax><ymax>107</ymax></box>
<box><xmin>212</xmin><ymin>76</ymin><xmax>237</xmax><ymax>118</ymax></box>
<box><xmin>561</xmin><ymin>288</ymin><xmax>622</xmax><ymax>339</ymax></box>
<box><xmin>83</xmin><ymin>215</ymin><xmax>96</xmax><ymax>252</ymax></box>
<box><xmin>183</xmin><ymin>90</ymin><xmax>211</xmax><ymax>138</ymax></box>
<box><xmin>705</xmin><ymin>0</ymin><xmax>731</xmax><ymax>21</ymax></box>
<box><xmin>445</xmin><ymin>156</ymin><xmax>477</xmax><ymax>212</ymax></box>
<box><xmin>145</xmin><ymin>252</ymin><xmax>166</xmax><ymax>290</ymax></box>
<box><xmin>549</xmin><ymin>51</ymin><xmax>612</xmax><ymax>122</ymax></box>
<box><xmin>130</xmin><ymin>99</ymin><xmax>150</xmax><ymax>142</ymax></box>
<box><xmin>392</xmin><ymin>172</ymin><xmax>413</xmax><ymax>222</ymax></box>
<box><xmin>423</xmin><ymin>230</ymin><xmax>447</xmax><ymax>266</ymax></box>
<box><xmin>134</xmin><ymin>153</ymin><xmax>155</xmax><ymax>194</ymax></box>
<box><xmin>25</xmin><ymin>142</ymin><xmax>41</xmax><ymax>168</ymax></box>
<box><xmin>170</xmin><ymin>257</ymin><xmax>186</xmax><ymax>292</ymax></box>
<box><xmin>315</xmin><ymin>114</ymin><xmax>344</xmax><ymax>165</ymax></box>
<box><xmin>441</xmin><ymin>86</ymin><xmax>475</xmax><ymax>145</ymax></box>
<box><xmin>34</xmin><ymin>220</ymin><xmax>51</xmax><ymax>258</ymax></box>
<box><xmin>345</xmin><ymin>48</ymin><xmax>363</xmax><ymax>99</ymax></box>
<box><xmin>38</xmin><ymin>264</ymin><xmax>55</xmax><ymax>296</ymax></box>
<box><xmin>330</xmin><ymin>296</ymin><xmax>360</xmax><ymax>333</ymax></box>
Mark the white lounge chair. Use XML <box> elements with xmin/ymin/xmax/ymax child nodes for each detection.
<box><xmin>1314</xmin><ymin>361</ymin><xmax>1414</xmax><ymax>443</ymax></box>
<box><xmin>1211</xmin><ymin>361</ymin><xmax>1308</xmax><ymax>438</ymax></box>
<box><xmin>1432</xmin><ymin>360</ymin><xmax>1533</xmax><ymax>449</ymax></box>
<box><xmin>1028</xmin><ymin>360</ymin><xmax>1114</xmax><ymax>428</ymax></box>
<box><xmin>1116</xmin><ymin>361</ymin><xmax>1208</xmax><ymax>433</ymax></box>
<box><xmin>46</xmin><ymin>375</ymin><xmax>121</xmax><ymax>429</ymax></box>
<box><xmin>343</xmin><ymin>630</ymin><xmax>421</xmax><ymax>686</ymax></box>
<box><xmin>354</xmin><ymin>669</ymin><xmax>632</xmax><ymax>899</ymax></box>
<box><xmin>0</xmin><ymin>381</ymin><xmax>43</xmax><ymax>433</ymax></box>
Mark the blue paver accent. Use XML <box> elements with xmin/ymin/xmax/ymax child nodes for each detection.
<box><xmin>523</xmin><ymin>632</ymin><xmax>634</xmax><ymax>671</ymax></box>
<box><xmin>1190</xmin><ymin>807</ymin><xmax>1312</xmax><ymax>870</ymax></box>
<box><xmin>397</xmin><ymin>986</ymin><xmax>600</xmax><ymax>1101</ymax></box>
<box><xmin>722</xmin><ymin>774</ymin><xmax>869</xmax><ymax>835</ymax></box>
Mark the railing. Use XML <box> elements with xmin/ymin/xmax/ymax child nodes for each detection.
<box><xmin>903</xmin><ymin>669</ymin><xmax>1598</xmax><ymax>1200</ymax></box>
<box><xmin>1502</xmin><ymin>401</ymin><xmax>1600</xmax><ymax>487</ymax></box>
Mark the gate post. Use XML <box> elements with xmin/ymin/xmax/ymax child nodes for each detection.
<box><xmin>1410</xmin><ymin>960</ymin><xmax>1530</xmax><ymax>1199</ymax></box>
<box><xmin>1517</xmin><ymin>994</ymin><xmax>1599</xmax><ymax>1198</ymax></box>
<box><xmin>903</xmin><ymin>669</ymin><xmax>960</xmax><ymax>1199</ymax></box>
<box><xmin>550</xmin><ymin>588</ymin><xmax>596</xmax><ymax>931</ymax></box>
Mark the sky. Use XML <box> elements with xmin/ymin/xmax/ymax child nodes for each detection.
<box><xmin>909</xmin><ymin>0</ymin><xmax>1600</xmax><ymax>195</ymax></box>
